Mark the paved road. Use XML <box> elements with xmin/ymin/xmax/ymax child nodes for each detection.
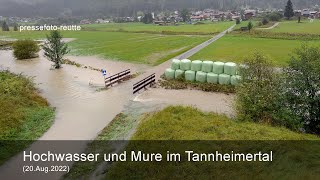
<box><xmin>176</xmin><ymin>24</ymin><xmax>236</xmax><ymax>60</ymax></box>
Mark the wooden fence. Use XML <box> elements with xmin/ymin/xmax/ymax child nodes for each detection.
<box><xmin>133</xmin><ymin>73</ymin><xmax>156</xmax><ymax>94</ymax></box>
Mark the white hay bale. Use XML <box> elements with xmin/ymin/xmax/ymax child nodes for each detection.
<box><xmin>212</xmin><ymin>61</ymin><xmax>225</xmax><ymax>74</ymax></box>
<box><xmin>196</xmin><ymin>71</ymin><xmax>207</xmax><ymax>83</ymax></box>
<box><xmin>171</xmin><ymin>59</ymin><xmax>181</xmax><ymax>70</ymax></box>
<box><xmin>180</xmin><ymin>59</ymin><xmax>192</xmax><ymax>71</ymax></box>
<box><xmin>191</xmin><ymin>60</ymin><xmax>202</xmax><ymax>71</ymax></box>
<box><xmin>185</xmin><ymin>70</ymin><xmax>196</xmax><ymax>82</ymax></box>
<box><xmin>224</xmin><ymin>62</ymin><xmax>237</xmax><ymax>76</ymax></box>
<box><xmin>219</xmin><ymin>74</ymin><xmax>231</xmax><ymax>85</ymax></box>
<box><xmin>165</xmin><ymin>68</ymin><xmax>175</xmax><ymax>80</ymax></box>
<box><xmin>175</xmin><ymin>69</ymin><xmax>185</xmax><ymax>79</ymax></box>
<box><xmin>202</xmin><ymin>61</ymin><xmax>214</xmax><ymax>73</ymax></box>
<box><xmin>207</xmin><ymin>73</ymin><xmax>219</xmax><ymax>84</ymax></box>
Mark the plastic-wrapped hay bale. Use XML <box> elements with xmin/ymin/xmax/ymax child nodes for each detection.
<box><xmin>185</xmin><ymin>70</ymin><xmax>196</xmax><ymax>82</ymax></box>
<box><xmin>219</xmin><ymin>74</ymin><xmax>231</xmax><ymax>85</ymax></box>
<box><xmin>191</xmin><ymin>60</ymin><xmax>202</xmax><ymax>71</ymax></box>
<box><xmin>180</xmin><ymin>59</ymin><xmax>191</xmax><ymax>71</ymax></box>
<box><xmin>165</xmin><ymin>68</ymin><xmax>175</xmax><ymax>80</ymax></box>
<box><xmin>171</xmin><ymin>59</ymin><xmax>180</xmax><ymax>70</ymax></box>
<box><xmin>207</xmin><ymin>73</ymin><xmax>219</xmax><ymax>84</ymax></box>
<box><xmin>224</xmin><ymin>62</ymin><xmax>237</xmax><ymax>76</ymax></box>
<box><xmin>202</xmin><ymin>61</ymin><xmax>214</xmax><ymax>73</ymax></box>
<box><xmin>175</xmin><ymin>69</ymin><xmax>185</xmax><ymax>79</ymax></box>
<box><xmin>231</xmin><ymin>75</ymin><xmax>242</xmax><ymax>85</ymax></box>
<box><xmin>196</xmin><ymin>71</ymin><xmax>207</xmax><ymax>83</ymax></box>
<box><xmin>212</xmin><ymin>62</ymin><xmax>225</xmax><ymax>74</ymax></box>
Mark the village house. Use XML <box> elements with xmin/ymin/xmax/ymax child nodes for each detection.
<box><xmin>80</xmin><ymin>19</ymin><xmax>91</xmax><ymax>24</ymax></box>
<box><xmin>244</xmin><ymin>9</ymin><xmax>256</xmax><ymax>20</ymax></box>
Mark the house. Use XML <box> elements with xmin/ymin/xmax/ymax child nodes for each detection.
<box><xmin>244</xmin><ymin>9</ymin><xmax>256</xmax><ymax>20</ymax></box>
<box><xmin>80</xmin><ymin>19</ymin><xmax>91</xmax><ymax>24</ymax></box>
<box><xmin>191</xmin><ymin>15</ymin><xmax>204</xmax><ymax>21</ymax></box>
<box><xmin>244</xmin><ymin>12</ymin><xmax>254</xmax><ymax>20</ymax></box>
<box><xmin>294</xmin><ymin>10</ymin><xmax>302</xmax><ymax>16</ymax></box>
<box><xmin>302</xmin><ymin>9</ymin><xmax>310</xmax><ymax>17</ymax></box>
<box><xmin>310</xmin><ymin>11</ymin><xmax>318</xmax><ymax>18</ymax></box>
<box><xmin>95</xmin><ymin>19</ymin><xmax>110</xmax><ymax>24</ymax></box>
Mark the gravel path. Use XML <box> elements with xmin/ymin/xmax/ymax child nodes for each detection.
<box><xmin>256</xmin><ymin>22</ymin><xmax>280</xmax><ymax>30</ymax></box>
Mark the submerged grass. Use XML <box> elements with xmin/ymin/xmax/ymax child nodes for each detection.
<box><xmin>0</xmin><ymin>70</ymin><xmax>55</xmax><ymax>165</ymax></box>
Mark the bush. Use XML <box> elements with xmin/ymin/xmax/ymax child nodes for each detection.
<box><xmin>283</xmin><ymin>44</ymin><xmax>320</xmax><ymax>134</ymax></box>
<box><xmin>267</xmin><ymin>12</ymin><xmax>283</xmax><ymax>22</ymax></box>
<box><xmin>236</xmin><ymin>51</ymin><xmax>300</xmax><ymax>129</ymax></box>
<box><xmin>262</xmin><ymin>18</ymin><xmax>269</xmax><ymax>25</ymax></box>
<box><xmin>12</xmin><ymin>40</ymin><xmax>39</xmax><ymax>60</ymax></box>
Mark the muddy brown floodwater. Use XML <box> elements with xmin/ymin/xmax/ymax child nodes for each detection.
<box><xmin>0</xmin><ymin>50</ymin><xmax>234</xmax><ymax>179</ymax></box>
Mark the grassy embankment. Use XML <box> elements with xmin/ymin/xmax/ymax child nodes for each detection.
<box><xmin>64</xmin><ymin>106</ymin><xmax>319</xmax><ymax>179</ymax></box>
<box><xmin>191</xmin><ymin>19</ymin><xmax>320</xmax><ymax>67</ymax></box>
<box><xmin>0</xmin><ymin>71</ymin><xmax>55</xmax><ymax>165</ymax></box>
<box><xmin>0</xmin><ymin>30</ymin><xmax>210</xmax><ymax>66</ymax></box>
<box><xmin>104</xmin><ymin>106</ymin><xmax>319</xmax><ymax>179</ymax></box>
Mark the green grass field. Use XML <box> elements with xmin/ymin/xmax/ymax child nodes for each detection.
<box><xmin>0</xmin><ymin>31</ymin><xmax>210</xmax><ymax>65</ymax></box>
<box><xmin>190</xmin><ymin>35</ymin><xmax>320</xmax><ymax>66</ymax></box>
<box><xmin>131</xmin><ymin>106</ymin><xmax>317</xmax><ymax>140</ymax></box>
<box><xmin>104</xmin><ymin>106</ymin><xmax>319</xmax><ymax>179</ymax></box>
<box><xmin>64</xmin><ymin>106</ymin><xmax>319</xmax><ymax>179</ymax></box>
<box><xmin>82</xmin><ymin>21</ymin><xmax>235</xmax><ymax>35</ymax></box>
<box><xmin>0</xmin><ymin>71</ymin><xmax>55</xmax><ymax>165</ymax></box>
<box><xmin>268</xmin><ymin>19</ymin><xmax>320</xmax><ymax>35</ymax></box>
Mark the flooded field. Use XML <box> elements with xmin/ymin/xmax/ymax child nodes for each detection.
<box><xmin>0</xmin><ymin>50</ymin><xmax>234</xmax><ymax>179</ymax></box>
<box><xmin>0</xmin><ymin>50</ymin><xmax>235</xmax><ymax>140</ymax></box>
<box><xmin>0</xmin><ymin>50</ymin><xmax>146</xmax><ymax>140</ymax></box>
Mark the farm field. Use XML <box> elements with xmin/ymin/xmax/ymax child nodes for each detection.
<box><xmin>81</xmin><ymin>21</ymin><xmax>235</xmax><ymax>35</ymax></box>
<box><xmin>190</xmin><ymin>35</ymin><xmax>320</xmax><ymax>66</ymax></box>
<box><xmin>267</xmin><ymin>19</ymin><xmax>320</xmax><ymax>35</ymax></box>
<box><xmin>0</xmin><ymin>31</ymin><xmax>210</xmax><ymax>65</ymax></box>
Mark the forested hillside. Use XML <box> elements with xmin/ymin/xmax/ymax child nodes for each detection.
<box><xmin>0</xmin><ymin>0</ymin><xmax>319</xmax><ymax>17</ymax></box>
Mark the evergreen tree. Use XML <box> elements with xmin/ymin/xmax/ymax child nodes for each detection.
<box><xmin>180</xmin><ymin>9</ymin><xmax>190</xmax><ymax>22</ymax></box>
<box><xmin>284</xmin><ymin>0</ymin><xmax>294</xmax><ymax>20</ymax></box>
<box><xmin>247</xmin><ymin>21</ymin><xmax>253</xmax><ymax>33</ymax></box>
<box><xmin>2</xmin><ymin>21</ymin><xmax>9</xmax><ymax>31</ymax></box>
<box><xmin>13</xmin><ymin>24</ymin><xmax>18</xmax><ymax>31</ymax></box>
<box><xmin>42</xmin><ymin>31</ymin><xmax>70</xmax><ymax>69</ymax></box>
<box><xmin>142</xmin><ymin>13</ymin><xmax>153</xmax><ymax>24</ymax></box>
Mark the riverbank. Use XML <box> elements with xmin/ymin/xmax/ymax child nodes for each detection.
<box><xmin>0</xmin><ymin>70</ymin><xmax>55</xmax><ymax>165</ymax></box>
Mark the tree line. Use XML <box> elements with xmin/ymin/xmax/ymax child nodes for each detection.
<box><xmin>0</xmin><ymin>0</ymin><xmax>318</xmax><ymax>18</ymax></box>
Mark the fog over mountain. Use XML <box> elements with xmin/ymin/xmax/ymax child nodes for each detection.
<box><xmin>0</xmin><ymin>0</ymin><xmax>319</xmax><ymax>17</ymax></box>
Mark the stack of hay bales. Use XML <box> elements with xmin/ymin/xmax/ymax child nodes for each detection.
<box><xmin>164</xmin><ymin>59</ymin><xmax>242</xmax><ymax>85</ymax></box>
